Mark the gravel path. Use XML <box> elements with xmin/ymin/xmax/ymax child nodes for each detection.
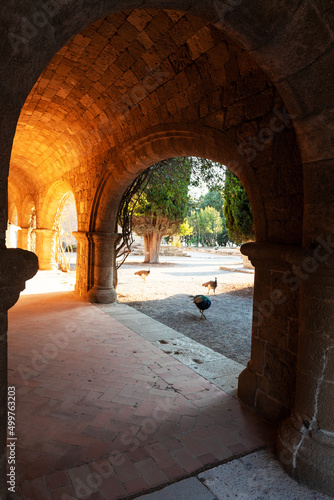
<box><xmin>116</xmin><ymin>250</ymin><xmax>254</xmax><ymax>366</ymax></box>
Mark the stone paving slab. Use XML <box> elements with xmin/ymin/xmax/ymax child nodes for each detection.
<box><xmin>152</xmin><ymin>337</ymin><xmax>224</xmax><ymax>365</ymax></box>
<box><xmin>98</xmin><ymin>303</ymin><xmax>245</xmax><ymax>394</ymax></box>
<box><xmin>199</xmin><ymin>449</ymin><xmax>333</xmax><ymax>500</ymax></box>
<box><xmin>189</xmin><ymin>358</ymin><xmax>245</xmax><ymax>384</ymax></box>
<box><xmin>138</xmin><ymin>477</ymin><xmax>215</xmax><ymax>500</ymax></box>
<box><xmin>97</xmin><ymin>303</ymin><xmax>185</xmax><ymax>341</ymax></box>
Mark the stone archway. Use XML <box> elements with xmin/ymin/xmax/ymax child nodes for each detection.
<box><xmin>78</xmin><ymin>122</ymin><xmax>301</xmax><ymax>429</ymax></box>
<box><xmin>30</xmin><ymin>180</ymin><xmax>77</xmax><ymax>270</ymax></box>
<box><xmin>0</xmin><ymin>1</ymin><xmax>333</xmax><ymax>496</ymax></box>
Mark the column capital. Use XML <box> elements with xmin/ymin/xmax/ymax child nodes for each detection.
<box><xmin>241</xmin><ymin>242</ymin><xmax>300</xmax><ymax>270</ymax></box>
<box><xmin>241</xmin><ymin>240</ymin><xmax>334</xmax><ymax>277</ymax></box>
<box><xmin>73</xmin><ymin>231</ymin><xmax>121</xmax><ymax>244</ymax></box>
<box><xmin>34</xmin><ymin>228</ymin><xmax>56</xmax><ymax>235</ymax></box>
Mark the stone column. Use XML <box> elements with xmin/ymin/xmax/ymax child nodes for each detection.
<box><xmin>239</xmin><ymin>242</ymin><xmax>300</xmax><ymax>421</ymax></box>
<box><xmin>17</xmin><ymin>227</ymin><xmax>29</xmax><ymax>250</ymax></box>
<box><xmin>34</xmin><ymin>229</ymin><xmax>57</xmax><ymax>270</ymax></box>
<box><xmin>277</xmin><ymin>244</ymin><xmax>334</xmax><ymax>495</ymax></box>
<box><xmin>72</xmin><ymin>231</ymin><xmax>89</xmax><ymax>298</ymax></box>
<box><xmin>73</xmin><ymin>231</ymin><xmax>121</xmax><ymax>303</ymax></box>
<box><xmin>0</xmin><ymin>248</ymin><xmax>38</xmax><ymax>499</ymax></box>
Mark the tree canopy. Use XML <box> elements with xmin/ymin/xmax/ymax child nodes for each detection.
<box><xmin>116</xmin><ymin>157</ymin><xmax>254</xmax><ymax>266</ymax></box>
<box><xmin>130</xmin><ymin>157</ymin><xmax>192</xmax><ymax>263</ymax></box>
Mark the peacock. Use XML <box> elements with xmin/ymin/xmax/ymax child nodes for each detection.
<box><xmin>192</xmin><ymin>295</ymin><xmax>211</xmax><ymax>319</ymax></box>
<box><xmin>202</xmin><ymin>277</ymin><xmax>217</xmax><ymax>294</ymax></box>
<box><xmin>134</xmin><ymin>268</ymin><xmax>150</xmax><ymax>281</ymax></box>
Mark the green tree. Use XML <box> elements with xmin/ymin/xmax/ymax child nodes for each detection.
<box><xmin>198</xmin><ymin>189</ymin><xmax>229</xmax><ymax>246</ymax></box>
<box><xmin>199</xmin><ymin>190</ymin><xmax>224</xmax><ymax>216</ymax></box>
<box><xmin>178</xmin><ymin>219</ymin><xmax>193</xmax><ymax>237</ymax></box>
<box><xmin>132</xmin><ymin>158</ymin><xmax>191</xmax><ymax>263</ymax></box>
<box><xmin>223</xmin><ymin>170</ymin><xmax>254</xmax><ymax>244</ymax></box>
<box><xmin>197</xmin><ymin>206</ymin><xmax>223</xmax><ymax>246</ymax></box>
<box><xmin>118</xmin><ymin>157</ymin><xmax>227</xmax><ymax>264</ymax></box>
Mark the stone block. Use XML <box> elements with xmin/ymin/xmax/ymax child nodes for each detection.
<box><xmin>251</xmin><ymin>337</ymin><xmax>266</xmax><ymax>375</ymax></box>
<box><xmin>224</xmin><ymin>101</ymin><xmax>244</xmax><ymax>128</ymax></box>
<box><xmin>256</xmin><ymin>389</ymin><xmax>291</xmax><ymax>422</ymax></box>
<box><xmin>244</xmin><ymin>89</ymin><xmax>274</xmax><ymax>121</ymax></box>
<box><xmin>139</xmin><ymin>477</ymin><xmax>215</xmax><ymax>500</ymax></box>
<box><xmin>127</xmin><ymin>10</ymin><xmax>152</xmax><ymax>31</ymax></box>
<box><xmin>169</xmin><ymin>16</ymin><xmax>195</xmax><ymax>46</ymax></box>
<box><xmin>261</xmin><ymin>346</ymin><xmax>296</xmax><ymax>409</ymax></box>
<box><xmin>255</xmin><ymin>2</ymin><xmax>332</xmax><ymax>81</ymax></box>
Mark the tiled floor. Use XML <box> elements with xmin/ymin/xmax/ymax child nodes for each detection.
<box><xmin>7</xmin><ymin>274</ymin><xmax>275</xmax><ymax>500</ymax></box>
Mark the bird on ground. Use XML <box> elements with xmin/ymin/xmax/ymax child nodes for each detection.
<box><xmin>202</xmin><ymin>277</ymin><xmax>218</xmax><ymax>294</ymax></box>
<box><xmin>192</xmin><ymin>295</ymin><xmax>211</xmax><ymax>319</ymax></box>
<box><xmin>134</xmin><ymin>268</ymin><xmax>150</xmax><ymax>281</ymax></box>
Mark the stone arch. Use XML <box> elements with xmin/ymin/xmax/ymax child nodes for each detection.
<box><xmin>90</xmin><ymin>123</ymin><xmax>267</xmax><ymax>240</ymax></box>
<box><xmin>14</xmin><ymin>194</ymin><xmax>36</xmax><ymax>251</ymax></box>
<box><xmin>77</xmin><ymin>121</ymin><xmax>302</xmax><ymax>426</ymax></box>
<box><xmin>2</xmin><ymin>2</ymin><xmax>330</xmax><ymax>165</ymax></box>
<box><xmin>78</xmin><ymin>123</ymin><xmax>272</xmax><ymax>303</ymax></box>
<box><xmin>20</xmin><ymin>194</ymin><xmax>36</xmax><ymax>228</ymax></box>
<box><xmin>0</xmin><ymin>2</ymin><xmax>333</xmax><ymax>496</ymax></box>
<box><xmin>39</xmin><ymin>179</ymin><xmax>76</xmax><ymax>229</ymax></box>
<box><xmin>34</xmin><ymin>180</ymin><xmax>77</xmax><ymax>270</ymax></box>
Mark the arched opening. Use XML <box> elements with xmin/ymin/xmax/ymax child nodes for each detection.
<box><xmin>53</xmin><ymin>191</ymin><xmax>78</xmax><ymax>274</ymax></box>
<box><xmin>114</xmin><ymin>154</ymin><xmax>254</xmax><ymax>373</ymax></box>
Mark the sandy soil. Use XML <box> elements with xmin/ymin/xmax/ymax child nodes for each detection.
<box><xmin>116</xmin><ymin>250</ymin><xmax>254</xmax><ymax>366</ymax></box>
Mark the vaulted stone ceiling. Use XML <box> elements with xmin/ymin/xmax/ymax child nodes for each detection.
<box><xmin>9</xmin><ymin>8</ymin><xmax>265</xmax><ymax>196</ymax></box>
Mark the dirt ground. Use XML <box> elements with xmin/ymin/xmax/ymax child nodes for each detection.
<box><xmin>116</xmin><ymin>250</ymin><xmax>254</xmax><ymax>366</ymax></box>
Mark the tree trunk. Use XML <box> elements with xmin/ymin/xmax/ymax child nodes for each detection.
<box><xmin>143</xmin><ymin>232</ymin><xmax>163</xmax><ymax>263</ymax></box>
<box><xmin>150</xmin><ymin>232</ymin><xmax>163</xmax><ymax>263</ymax></box>
<box><xmin>143</xmin><ymin>233</ymin><xmax>152</xmax><ymax>263</ymax></box>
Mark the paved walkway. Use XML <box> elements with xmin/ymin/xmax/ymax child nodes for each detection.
<box><xmin>7</xmin><ymin>272</ymin><xmax>330</xmax><ymax>499</ymax></box>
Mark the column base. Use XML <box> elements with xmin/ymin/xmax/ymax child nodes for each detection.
<box><xmin>238</xmin><ymin>363</ymin><xmax>293</xmax><ymax>422</ymax></box>
<box><xmin>277</xmin><ymin>414</ymin><xmax>334</xmax><ymax>496</ymax></box>
<box><xmin>87</xmin><ymin>286</ymin><xmax>117</xmax><ymax>304</ymax></box>
<box><xmin>39</xmin><ymin>260</ymin><xmax>58</xmax><ymax>271</ymax></box>
<box><xmin>238</xmin><ymin>363</ymin><xmax>257</xmax><ymax>408</ymax></box>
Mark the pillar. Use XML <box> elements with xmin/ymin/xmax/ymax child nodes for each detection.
<box><xmin>0</xmin><ymin>248</ymin><xmax>38</xmax><ymax>498</ymax></box>
<box><xmin>239</xmin><ymin>242</ymin><xmax>300</xmax><ymax>421</ymax></box>
<box><xmin>34</xmin><ymin>228</ymin><xmax>57</xmax><ymax>270</ymax></box>
<box><xmin>17</xmin><ymin>227</ymin><xmax>29</xmax><ymax>250</ymax></box>
<box><xmin>73</xmin><ymin>231</ymin><xmax>121</xmax><ymax>303</ymax></box>
<box><xmin>277</xmin><ymin>244</ymin><xmax>334</xmax><ymax>495</ymax></box>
